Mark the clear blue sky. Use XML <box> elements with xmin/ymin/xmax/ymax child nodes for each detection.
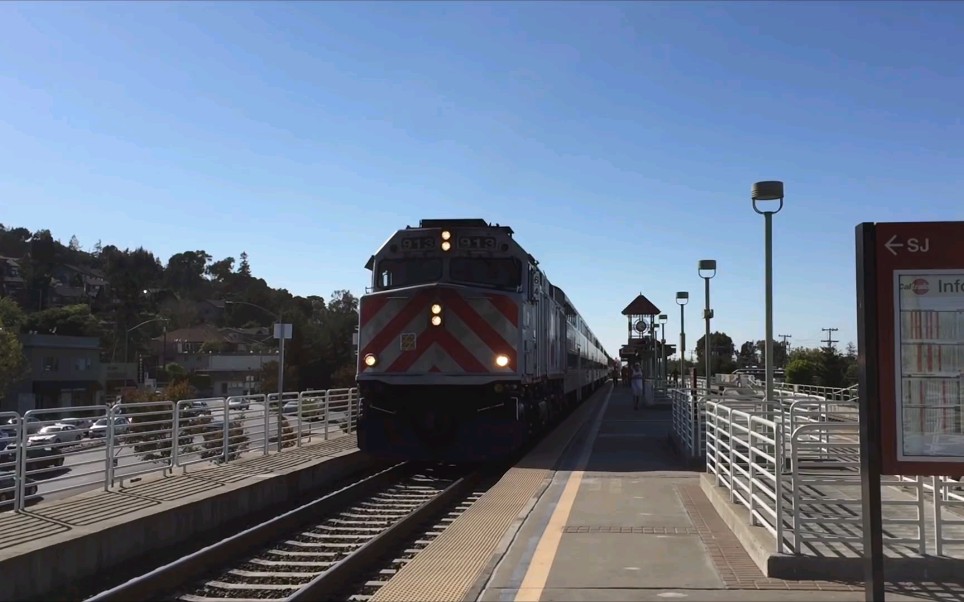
<box><xmin>2</xmin><ymin>1</ymin><xmax>963</xmax><ymax>359</ymax></box>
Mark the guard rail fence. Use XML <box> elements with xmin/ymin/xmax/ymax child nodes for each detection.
<box><xmin>0</xmin><ymin>388</ymin><xmax>361</xmax><ymax>513</ymax></box>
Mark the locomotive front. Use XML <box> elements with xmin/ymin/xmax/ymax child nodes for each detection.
<box><xmin>356</xmin><ymin>219</ymin><xmax>527</xmax><ymax>463</ymax></box>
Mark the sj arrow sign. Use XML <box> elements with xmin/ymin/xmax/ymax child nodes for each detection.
<box><xmin>884</xmin><ymin>234</ymin><xmax>930</xmax><ymax>256</ymax></box>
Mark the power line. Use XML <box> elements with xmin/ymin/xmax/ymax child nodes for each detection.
<box><xmin>821</xmin><ymin>327</ymin><xmax>839</xmax><ymax>350</ymax></box>
<box><xmin>778</xmin><ymin>334</ymin><xmax>792</xmax><ymax>350</ymax></box>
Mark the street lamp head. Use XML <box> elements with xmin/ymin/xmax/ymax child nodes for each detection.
<box><xmin>658</xmin><ymin>313</ymin><xmax>667</xmax><ymax>324</ymax></box>
<box><xmin>751</xmin><ymin>180</ymin><xmax>785</xmax><ymax>215</ymax></box>
<box><xmin>675</xmin><ymin>291</ymin><xmax>689</xmax><ymax>305</ymax></box>
<box><xmin>698</xmin><ymin>259</ymin><xmax>717</xmax><ymax>279</ymax></box>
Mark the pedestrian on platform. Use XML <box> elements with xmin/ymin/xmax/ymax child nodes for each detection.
<box><xmin>631</xmin><ymin>363</ymin><xmax>645</xmax><ymax>410</ymax></box>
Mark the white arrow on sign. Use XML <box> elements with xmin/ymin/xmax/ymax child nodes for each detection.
<box><xmin>885</xmin><ymin>234</ymin><xmax>904</xmax><ymax>256</ymax></box>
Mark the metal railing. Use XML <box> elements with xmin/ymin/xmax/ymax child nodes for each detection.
<box><xmin>0</xmin><ymin>387</ymin><xmax>360</xmax><ymax>513</ymax></box>
<box><xmin>682</xmin><ymin>375</ymin><xmax>964</xmax><ymax>558</ymax></box>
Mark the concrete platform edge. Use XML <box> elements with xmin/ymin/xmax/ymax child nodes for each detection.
<box><xmin>5</xmin><ymin>448</ymin><xmax>378</xmax><ymax>601</ymax></box>
<box><xmin>699</xmin><ymin>472</ymin><xmax>964</xmax><ymax>582</ymax></box>
<box><xmin>463</xmin><ymin>387</ymin><xmax>612</xmax><ymax>602</ymax></box>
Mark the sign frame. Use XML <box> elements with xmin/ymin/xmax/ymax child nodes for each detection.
<box><xmin>273</xmin><ymin>323</ymin><xmax>293</xmax><ymax>341</ymax></box>
<box><xmin>859</xmin><ymin>220</ymin><xmax>964</xmax><ymax>478</ymax></box>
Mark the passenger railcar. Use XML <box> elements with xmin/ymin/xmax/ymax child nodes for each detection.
<box><xmin>355</xmin><ymin>218</ymin><xmax>612</xmax><ymax>463</ymax></box>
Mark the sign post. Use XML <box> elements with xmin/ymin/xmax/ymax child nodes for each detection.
<box><xmin>274</xmin><ymin>322</ymin><xmax>293</xmax><ymax>452</ymax></box>
<box><xmin>856</xmin><ymin>220</ymin><xmax>964</xmax><ymax>602</ymax></box>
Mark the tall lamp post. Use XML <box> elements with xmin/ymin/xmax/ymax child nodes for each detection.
<box><xmin>751</xmin><ymin>181</ymin><xmax>785</xmax><ymax>404</ymax></box>
<box><xmin>698</xmin><ymin>260</ymin><xmax>717</xmax><ymax>396</ymax></box>
<box><xmin>225</xmin><ymin>300</ymin><xmax>290</xmax><ymax>451</ymax></box>
<box><xmin>657</xmin><ymin>314</ymin><xmax>667</xmax><ymax>391</ymax></box>
<box><xmin>675</xmin><ymin>292</ymin><xmax>688</xmax><ymax>390</ymax></box>
<box><xmin>751</xmin><ymin>180</ymin><xmax>786</xmax><ymax>556</ymax></box>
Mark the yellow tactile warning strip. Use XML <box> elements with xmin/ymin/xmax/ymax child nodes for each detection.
<box><xmin>370</xmin><ymin>387</ymin><xmax>611</xmax><ymax>602</ymax></box>
<box><xmin>0</xmin><ymin>433</ymin><xmax>358</xmax><ymax>550</ymax></box>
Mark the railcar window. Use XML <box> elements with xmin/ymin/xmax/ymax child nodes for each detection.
<box><xmin>450</xmin><ymin>257</ymin><xmax>522</xmax><ymax>290</ymax></box>
<box><xmin>376</xmin><ymin>258</ymin><xmax>443</xmax><ymax>290</ymax></box>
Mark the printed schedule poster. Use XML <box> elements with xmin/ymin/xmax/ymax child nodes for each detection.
<box><xmin>896</xmin><ymin>270</ymin><xmax>964</xmax><ymax>461</ymax></box>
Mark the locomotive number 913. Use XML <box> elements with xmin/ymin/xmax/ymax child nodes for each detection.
<box><xmin>355</xmin><ymin>218</ymin><xmax>613</xmax><ymax>463</ymax></box>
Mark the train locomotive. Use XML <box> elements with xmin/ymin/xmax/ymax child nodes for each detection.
<box><xmin>355</xmin><ymin>219</ymin><xmax>612</xmax><ymax>463</ymax></box>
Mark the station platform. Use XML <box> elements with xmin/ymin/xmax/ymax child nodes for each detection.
<box><xmin>1</xmin><ymin>433</ymin><xmax>367</xmax><ymax>601</ymax></box>
<box><xmin>371</xmin><ymin>384</ymin><xmax>964</xmax><ymax>602</ymax></box>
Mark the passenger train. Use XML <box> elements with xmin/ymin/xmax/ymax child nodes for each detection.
<box><xmin>355</xmin><ymin>219</ymin><xmax>612</xmax><ymax>463</ymax></box>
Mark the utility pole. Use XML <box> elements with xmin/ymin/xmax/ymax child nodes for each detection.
<box><xmin>778</xmin><ymin>333</ymin><xmax>791</xmax><ymax>367</ymax></box>
<box><xmin>821</xmin><ymin>327</ymin><xmax>839</xmax><ymax>351</ymax></box>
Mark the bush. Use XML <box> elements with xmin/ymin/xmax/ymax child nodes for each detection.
<box><xmin>199</xmin><ymin>413</ymin><xmax>250</xmax><ymax>462</ymax></box>
<box><xmin>119</xmin><ymin>380</ymin><xmax>244</xmax><ymax>463</ymax></box>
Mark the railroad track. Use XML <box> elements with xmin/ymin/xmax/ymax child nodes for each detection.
<box><xmin>87</xmin><ymin>462</ymin><xmax>483</xmax><ymax>602</ymax></box>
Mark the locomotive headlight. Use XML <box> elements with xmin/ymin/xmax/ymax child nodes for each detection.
<box><xmin>495</xmin><ymin>354</ymin><xmax>510</xmax><ymax>367</ymax></box>
<box><xmin>431</xmin><ymin>304</ymin><xmax>442</xmax><ymax>315</ymax></box>
<box><xmin>441</xmin><ymin>230</ymin><xmax>451</xmax><ymax>240</ymax></box>
<box><xmin>364</xmin><ymin>354</ymin><xmax>378</xmax><ymax>367</ymax></box>
<box><xmin>441</xmin><ymin>241</ymin><xmax>451</xmax><ymax>251</ymax></box>
<box><xmin>431</xmin><ymin>315</ymin><xmax>442</xmax><ymax>326</ymax></box>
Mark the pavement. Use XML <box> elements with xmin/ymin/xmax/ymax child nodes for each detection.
<box><xmin>476</xmin><ymin>384</ymin><xmax>964</xmax><ymax>601</ymax></box>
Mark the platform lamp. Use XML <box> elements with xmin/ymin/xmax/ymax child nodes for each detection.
<box><xmin>657</xmin><ymin>314</ymin><xmax>667</xmax><ymax>390</ymax></box>
<box><xmin>751</xmin><ymin>180</ymin><xmax>785</xmax><ymax>405</ymax></box>
<box><xmin>675</xmin><ymin>292</ymin><xmax>688</xmax><ymax>391</ymax></box>
<box><xmin>751</xmin><ymin>179</ymin><xmax>786</xmax><ymax>556</ymax></box>
<box><xmin>698</xmin><ymin>260</ymin><xmax>717</xmax><ymax>396</ymax></box>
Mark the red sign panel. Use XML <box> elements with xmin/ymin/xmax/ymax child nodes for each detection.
<box><xmin>874</xmin><ymin>221</ymin><xmax>964</xmax><ymax>476</ymax></box>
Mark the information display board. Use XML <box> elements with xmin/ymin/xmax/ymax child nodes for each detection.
<box><xmin>864</xmin><ymin>221</ymin><xmax>964</xmax><ymax>476</ymax></box>
<box><xmin>894</xmin><ymin>270</ymin><xmax>964</xmax><ymax>463</ymax></box>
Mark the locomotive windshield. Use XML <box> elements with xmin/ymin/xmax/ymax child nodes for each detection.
<box><xmin>450</xmin><ymin>257</ymin><xmax>522</xmax><ymax>290</ymax></box>
<box><xmin>377</xmin><ymin>258</ymin><xmax>443</xmax><ymax>289</ymax></box>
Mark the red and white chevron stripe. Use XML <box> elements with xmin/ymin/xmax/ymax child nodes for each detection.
<box><xmin>357</xmin><ymin>287</ymin><xmax>520</xmax><ymax>376</ymax></box>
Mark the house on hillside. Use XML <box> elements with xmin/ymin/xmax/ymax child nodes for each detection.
<box><xmin>0</xmin><ymin>256</ymin><xmax>26</xmax><ymax>305</ymax></box>
<box><xmin>196</xmin><ymin>299</ymin><xmax>225</xmax><ymax>324</ymax></box>
<box><xmin>48</xmin><ymin>264</ymin><xmax>109</xmax><ymax>308</ymax></box>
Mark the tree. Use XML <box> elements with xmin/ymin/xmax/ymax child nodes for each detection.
<box><xmin>24</xmin><ymin>304</ymin><xmax>104</xmax><ymax>337</ymax></box>
<box><xmin>0</xmin><ymin>302</ymin><xmax>26</xmax><ymax>397</ymax></box>
<box><xmin>737</xmin><ymin>341</ymin><xmax>758</xmax><ymax>368</ymax></box>
<box><xmin>784</xmin><ymin>345</ymin><xmax>858</xmax><ymax>388</ymax></box>
<box><xmin>786</xmin><ymin>356</ymin><xmax>821</xmax><ymax>385</ymax></box>
<box><xmin>693</xmin><ymin>331</ymin><xmax>737</xmax><ymax>376</ymax></box>
<box><xmin>164</xmin><ymin>250</ymin><xmax>212</xmax><ymax>298</ymax></box>
<box><xmin>751</xmin><ymin>339</ymin><xmax>788</xmax><ymax>369</ymax></box>
<box><xmin>238</xmin><ymin>252</ymin><xmax>251</xmax><ymax>278</ymax></box>
<box><xmin>26</xmin><ymin>229</ymin><xmax>58</xmax><ymax>310</ymax></box>
<box><xmin>205</xmin><ymin>257</ymin><xmax>235</xmax><ymax>282</ymax></box>
<box><xmin>4</xmin><ymin>219</ymin><xmax>366</xmax><ymax>396</ymax></box>
<box><xmin>0</xmin><ymin>297</ymin><xmax>26</xmax><ymax>332</ymax></box>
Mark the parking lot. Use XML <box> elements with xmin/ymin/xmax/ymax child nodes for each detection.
<box><xmin>1</xmin><ymin>390</ymin><xmax>358</xmax><ymax>511</ymax></box>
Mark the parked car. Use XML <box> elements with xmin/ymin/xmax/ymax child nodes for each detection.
<box><xmin>228</xmin><ymin>398</ymin><xmax>250</xmax><ymax>411</ymax></box>
<box><xmin>4</xmin><ymin>416</ymin><xmax>40</xmax><ymax>434</ymax></box>
<box><xmin>28</xmin><ymin>424</ymin><xmax>84</xmax><ymax>445</ymax></box>
<box><xmin>0</xmin><ymin>444</ymin><xmax>64</xmax><ymax>470</ymax></box>
<box><xmin>0</xmin><ymin>471</ymin><xmax>38</xmax><ymax>508</ymax></box>
<box><xmin>0</xmin><ymin>427</ymin><xmax>17</xmax><ymax>449</ymax></box>
<box><xmin>181</xmin><ymin>401</ymin><xmax>212</xmax><ymax>418</ymax></box>
<box><xmin>88</xmin><ymin>416</ymin><xmax>130</xmax><ymax>438</ymax></box>
<box><xmin>282</xmin><ymin>398</ymin><xmax>324</xmax><ymax>421</ymax></box>
<box><xmin>57</xmin><ymin>417</ymin><xmax>97</xmax><ymax>433</ymax></box>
